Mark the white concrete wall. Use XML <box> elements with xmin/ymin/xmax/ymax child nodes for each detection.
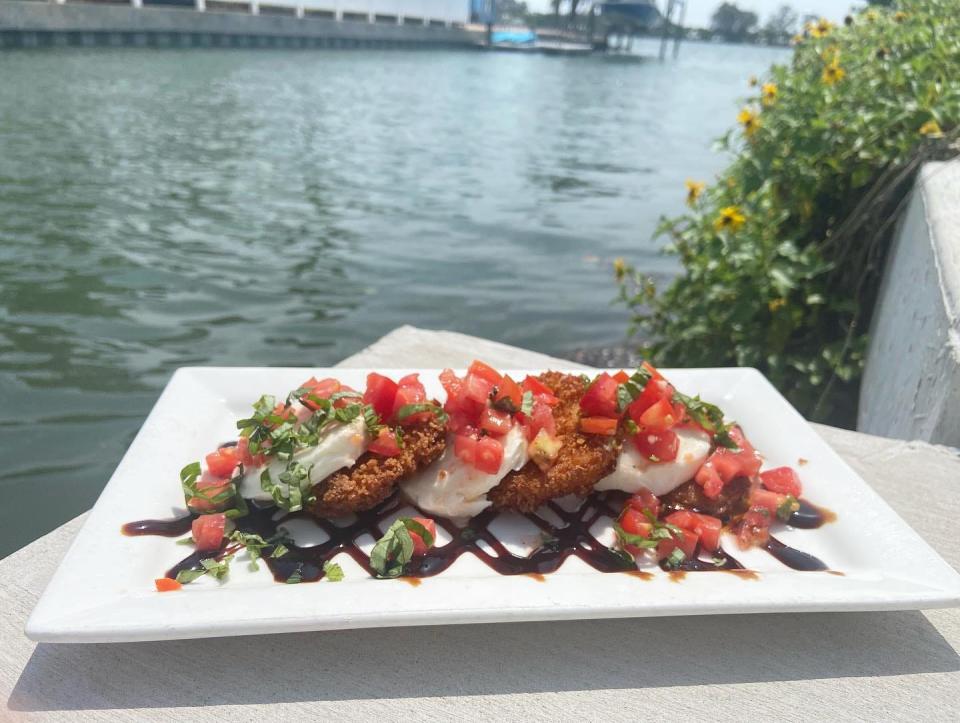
<box><xmin>267</xmin><ymin>0</ymin><xmax>468</xmax><ymax>24</ymax></box>
<box><xmin>858</xmin><ymin>159</ymin><xmax>960</xmax><ymax>447</ymax></box>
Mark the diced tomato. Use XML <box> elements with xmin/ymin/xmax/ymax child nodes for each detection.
<box><xmin>625</xmin><ymin>488</ymin><xmax>660</xmax><ymax>518</ymax></box>
<box><xmin>761</xmin><ymin>466</ymin><xmax>803</xmax><ymax>497</ymax></box>
<box><xmin>737</xmin><ymin>509</ymin><xmax>771</xmax><ymax>549</ymax></box>
<box><xmin>638</xmin><ymin>397</ymin><xmax>680</xmax><ymax>431</ymax></box>
<box><xmin>187</xmin><ymin>473</ymin><xmax>234</xmax><ymax>513</ymax></box>
<box><xmin>474</xmin><ymin>436</ymin><xmax>504</xmax><ymax>474</ymax></box>
<box><xmin>492</xmin><ymin>374</ymin><xmax>523</xmax><ymax>412</ymax></box>
<box><xmin>580</xmin><ymin>416</ymin><xmax>619</xmax><ymax>435</ymax></box>
<box><xmin>665</xmin><ymin>510</ymin><xmax>722</xmax><ymax>553</ymax></box>
<box><xmin>657</xmin><ymin>528</ymin><xmax>699</xmax><ymax>561</ymax></box>
<box><xmin>633</xmin><ymin>429</ymin><xmax>679</xmax><ymax>462</ymax></box>
<box><xmin>447</xmin><ymin>411</ymin><xmax>474</xmax><ymax>435</ymax></box>
<box><xmin>155</xmin><ymin>578</ymin><xmax>182</xmax><ymax>592</ymax></box>
<box><xmin>748</xmin><ymin>487</ymin><xmax>791</xmax><ymax>518</ymax></box>
<box><xmin>236</xmin><ymin>436</ymin><xmax>265</xmax><ymax>469</ymax></box>
<box><xmin>694</xmin><ymin>426</ymin><xmax>762</xmax><ymax>499</ymax></box>
<box><xmin>192</xmin><ymin>512</ymin><xmax>226</xmax><ymax>552</ymax></box>
<box><xmin>641</xmin><ymin>361</ymin><xmax>664</xmax><ymax>381</ymax></box>
<box><xmin>467</xmin><ymin>360</ymin><xmax>502</xmax><ymax>386</ymax></box>
<box><xmin>479</xmin><ymin>407</ymin><xmax>513</xmax><ymax>436</ymax></box>
<box><xmin>299</xmin><ymin>377</ymin><xmax>341</xmax><ymax>410</ymax></box>
<box><xmin>612</xmin><ymin>370</ymin><xmax>630</xmax><ymax>384</ymax></box>
<box><xmin>580</xmin><ymin>373</ymin><xmax>620</xmax><ymax>418</ymax></box>
<box><xmin>619</xmin><ymin>508</ymin><xmax>654</xmax><ymax>556</ymax></box>
<box><xmin>392</xmin><ymin>374</ymin><xmax>430</xmax><ymax>424</ymax></box>
<box><xmin>463</xmin><ymin>373</ymin><xmax>494</xmax><ymax>405</ymax></box>
<box><xmin>408</xmin><ymin>517</ymin><xmax>437</xmax><ymax>556</ymax></box>
<box><xmin>369</xmin><ymin>427</ymin><xmax>402</xmax><ymax>457</ymax></box>
<box><xmin>627</xmin><ymin>379</ymin><xmax>675</xmax><ymax>423</ymax></box>
<box><xmin>522</xmin><ymin>376</ymin><xmax>559</xmax><ymax>406</ymax></box>
<box><xmin>271</xmin><ymin>403</ymin><xmax>294</xmax><ymax>425</ymax></box>
<box><xmin>620</xmin><ymin>508</ymin><xmax>652</xmax><ymax>537</ymax></box>
<box><xmin>364</xmin><ymin>373</ymin><xmax>399</xmax><ymax>421</ymax></box>
<box><xmin>439</xmin><ymin>368</ymin><xmax>463</xmax><ymax>400</ymax></box>
<box><xmin>528</xmin><ymin>428</ymin><xmax>563</xmax><ymax>471</ymax></box>
<box><xmin>454</xmin><ymin>433</ymin><xmax>477</xmax><ymax>465</ymax></box>
<box><xmin>205</xmin><ymin>446</ymin><xmax>239</xmax><ymax>478</ymax></box>
<box><xmin>524</xmin><ymin>400</ymin><xmax>557</xmax><ymax>441</ymax></box>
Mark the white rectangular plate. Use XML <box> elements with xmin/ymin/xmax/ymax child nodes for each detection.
<box><xmin>27</xmin><ymin>367</ymin><xmax>960</xmax><ymax>643</ymax></box>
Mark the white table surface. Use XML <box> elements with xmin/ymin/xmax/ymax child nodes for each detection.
<box><xmin>2</xmin><ymin>325</ymin><xmax>958</xmax><ymax>721</ymax></box>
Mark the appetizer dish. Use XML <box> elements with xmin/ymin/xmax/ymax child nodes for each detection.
<box><xmin>126</xmin><ymin>361</ymin><xmax>836</xmax><ymax>591</ymax></box>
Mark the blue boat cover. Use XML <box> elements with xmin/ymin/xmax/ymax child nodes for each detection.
<box><xmin>491</xmin><ymin>30</ymin><xmax>537</xmax><ymax>45</ymax></box>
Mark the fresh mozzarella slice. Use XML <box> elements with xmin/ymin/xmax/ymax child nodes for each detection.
<box><xmin>595</xmin><ymin>427</ymin><xmax>712</xmax><ymax>497</ymax></box>
<box><xmin>238</xmin><ymin>415</ymin><xmax>368</xmax><ymax>502</ymax></box>
<box><xmin>402</xmin><ymin>425</ymin><xmax>529</xmax><ymax>520</ymax></box>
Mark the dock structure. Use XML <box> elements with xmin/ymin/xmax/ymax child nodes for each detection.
<box><xmin>0</xmin><ymin>0</ymin><xmax>478</xmax><ymax>49</ymax></box>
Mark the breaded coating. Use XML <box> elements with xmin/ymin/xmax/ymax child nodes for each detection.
<box><xmin>488</xmin><ymin>371</ymin><xmax>620</xmax><ymax>512</ymax></box>
<box><xmin>308</xmin><ymin>415</ymin><xmax>447</xmax><ymax>518</ymax></box>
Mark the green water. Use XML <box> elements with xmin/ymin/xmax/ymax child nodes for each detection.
<box><xmin>0</xmin><ymin>41</ymin><xmax>788</xmax><ymax>557</ymax></box>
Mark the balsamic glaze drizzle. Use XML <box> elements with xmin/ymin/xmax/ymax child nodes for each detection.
<box><xmin>122</xmin><ymin>494</ymin><xmax>835</xmax><ymax>583</ymax></box>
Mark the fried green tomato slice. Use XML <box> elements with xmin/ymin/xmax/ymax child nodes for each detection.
<box><xmin>487</xmin><ymin>371</ymin><xmax>620</xmax><ymax>512</ymax></box>
<box><xmin>307</xmin><ymin>414</ymin><xmax>447</xmax><ymax>518</ymax></box>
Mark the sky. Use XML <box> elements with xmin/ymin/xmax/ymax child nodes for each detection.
<box><xmin>526</xmin><ymin>1</ymin><xmax>863</xmax><ymax>28</ymax></box>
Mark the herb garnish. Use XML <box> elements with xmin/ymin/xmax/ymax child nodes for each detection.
<box><xmin>260</xmin><ymin>460</ymin><xmax>315</xmax><ymax>512</ymax></box>
<box><xmin>777</xmin><ymin>495</ymin><xmax>800</xmax><ymax>521</ymax></box>
<box><xmin>520</xmin><ymin>391</ymin><xmax>534</xmax><ymax>417</ymax></box>
<box><xmin>323</xmin><ymin>561</ymin><xmax>345</xmax><ymax>582</ymax></box>
<box><xmin>228</xmin><ymin>530</ymin><xmax>291</xmax><ymax>571</ymax></box>
<box><xmin>664</xmin><ymin>547</ymin><xmax>687</xmax><ymax>570</ymax></box>
<box><xmin>396</xmin><ymin>403</ymin><xmax>448</xmax><ymax>424</ymax></box>
<box><xmin>175</xmin><ymin>556</ymin><xmax>233</xmax><ymax>584</ymax></box>
<box><xmin>369</xmin><ymin>517</ymin><xmax>435</xmax><ymax>578</ymax></box>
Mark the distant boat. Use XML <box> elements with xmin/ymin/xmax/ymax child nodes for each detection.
<box><xmin>595</xmin><ymin>0</ymin><xmax>661</xmax><ymax>30</ymax></box>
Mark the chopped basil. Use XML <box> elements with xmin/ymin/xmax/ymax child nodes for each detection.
<box><xmin>712</xmin><ymin>555</ymin><xmax>728</xmax><ymax>566</ymax></box>
<box><xmin>175</xmin><ymin>536</ymin><xmax>194</xmax><ymax>546</ymax></box>
<box><xmin>624</xmin><ymin>419</ymin><xmax>640</xmax><ymax>435</ymax></box>
<box><xmin>175</xmin><ymin>555</ymin><xmax>233</xmax><ymax>584</ymax></box>
<box><xmin>539</xmin><ymin>532</ymin><xmax>560</xmax><ymax>552</ymax></box>
<box><xmin>260</xmin><ymin>459</ymin><xmax>315</xmax><ymax>512</ymax></box>
<box><xmin>665</xmin><ymin>547</ymin><xmax>686</xmax><ymax>569</ymax></box>
<box><xmin>369</xmin><ymin>518</ymin><xmax>425</xmax><ymax>578</ymax></box>
<box><xmin>271</xmin><ymin>543</ymin><xmax>289</xmax><ymax>558</ymax></box>
<box><xmin>777</xmin><ymin>495</ymin><xmax>800</xmax><ymax>521</ymax></box>
<box><xmin>286</xmin><ymin>565</ymin><xmax>303</xmax><ymax>584</ymax></box>
<box><xmin>396</xmin><ymin>403</ymin><xmax>448</xmax><ymax>424</ymax></box>
<box><xmin>613</xmin><ymin>523</ymin><xmax>658</xmax><ymax>550</ymax></box>
<box><xmin>579</xmin><ymin>373</ymin><xmax>592</xmax><ymax>385</ymax></box>
<box><xmin>610</xmin><ymin>548</ymin><xmax>636</xmax><ymax>567</ymax></box>
<box><xmin>671</xmin><ymin>390</ymin><xmax>740</xmax><ymax>450</ymax></box>
<box><xmin>460</xmin><ymin>527</ymin><xmax>478</xmax><ymax>543</ymax></box>
<box><xmin>520</xmin><ymin>391</ymin><xmax>534</xmax><ymax>417</ymax></box>
<box><xmin>323</xmin><ymin>561</ymin><xmax>345</xmax><ymax>582</ymax></box>
<box><xmin>229</xmin><ymin>530</ymin><xmax>290</xmax><ymax>571</ymax></box>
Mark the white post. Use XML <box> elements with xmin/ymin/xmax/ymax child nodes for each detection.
<box><xmin>296</xmin><ymin>5</ymin><xmax>304</xmax><ymax>18</ymax></box>
<box><xmin>130</xmin><ymin>0</ymin><xmax>142</xmax><ymax>8</ymax></box>
<box><xmin>250</xmin><ymin>1</ymin><xmax>259</xmax><ymax>15</ymax></box>
<box><xmin>195</xmin><ymin>0</ymin><xmax>205</xmax><ymax>11</ymax></box>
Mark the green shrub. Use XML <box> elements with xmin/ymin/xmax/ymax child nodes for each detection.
<box><xmin>618</xmin><ymin>0</ymin><xmax>960</xmax><ymax>425</ymax></box>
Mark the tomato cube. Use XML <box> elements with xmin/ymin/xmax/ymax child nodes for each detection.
<box><xmin>627</xmin><ymin>379</ymin><xmax>674</xmax><ymax>423</ymax></box>
<box><xmin>369</xmin><ymin>427</ymin><xmax>402</xmax><ymax>457</ymax></box>
<box><xmin>638</xmin><ymin>397</ymin><xmax>680</xmax><ymax>431</ymax></box>
<box><xmin>665</xmin><ymin>510</ymin><xmax>722</xmax><ymax>552</ymax></box>
<box><xmin>205</xmin><ymin>446</ymin><xmax>239</xmax><ymax>478</ymax></box>
<box><xmin>467</xmin><ymin>360</ymin><xmax>503</xmax><ymax>386</ymax></box>
<box><xmin>463</xmin><ymin>373</ymin><xmax>494</xmax><ymax>405</ymax></box>
<box><xmin>492</xmin><ymin>374</ymin><xmax>523</xmax><ymax>412</ymax></box>
<box><xmin>155</xmin><ymin>578</ymin><xmax>182</xmax><ymax>592</ymax></box>
<box><xmin>521</xmin><ymin>376</ymin><xmax>559</xmax><ymax>406</ymax></box>
<box><xmin>737</xmin><ymin>509</ymin><xmax>770</xmax><ymax>549</ymax></box>
<box><xmin>657</xmin><ymin>528</ymin><xmax>699</xmax><ymax>562</ymax></box>
<box><xmin>474</xmin><ymin>436</ymin><xmax>504</xmax><ymax>474</ymax></box>
<box><xmin>187</xmin><ymin>473</ymin><xmax>234</xmax><ymax>513</ymax></box>
<box><xmin>625</xmin><ymin>488</ymin><xmax>660</xmax><ymax>518</ymax></box>
<box><xmin>192</xmin><ymin>513</ymin><xmax>226</xmax><ymax>552</ymax></box>
<box><xmin>479</xmin><ymin>407</ymin><xmax>513</xmax><ymax>436</ymax></box>
<box><xmin>760</xmin><ymin>466</ymin><xmax>803</xmax><ymax>497</ymax></box>
<box><xmin>580</xmin><ymin>373</ymin><xmax>620</xmax><ymax>418</ymax></box>
<box><xmin>454</xmin><ymin>433</ymin><xmax>477</xmax><ymax>465</ymax></box>
<box><xmin>633</xmin><ymin>429</ymin><xmax>679</xmax><ymax>462</ymax></box>
<box><xmin>408</xmin><ymin>517</ymin><xmax>437</xmax><ymax>556</ymax></box>
<box><xmin>364</xmin><ymin>373</ymin><xmax>399</xmax><ymax>421</ymax></box>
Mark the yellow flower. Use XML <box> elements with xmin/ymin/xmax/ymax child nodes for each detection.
<box><xmin>714</xmin><ymin>206</ymin><xmax>746</xmax><ymax>233</ymax></box>
<box><xmin>761</xmin><ymin>83</ymin><xmax>778</xmax><ymax>106</ymax></box>
<box><xmin>748</xmin><ymin>75</ymin><xmax>759</xmax><ymax>87</ymax></box>
<box><xmin>737</xmin><ymin>107</ymin><xmax>761</xmax><ymax>137</ymax></box>
<box><xmin>685</xmin><ymin>179</ymin><xmax>706</xmax><ymax>206</ymax></box>
<box><xmin>791</xmin><ymin>33</ymin><xmax>804</xmax><ymax>45</ymax></box>
<box><xmin>809</xmin><ymin>18</ymin><xmax>833</xmax><ymax>38</ymax></box>
<box><xmin>864</xmin><ymin>9</ymin><xmax>879</xmax><ymax>23</ymax></box>
<box><xmin>894</xmin><ymin>11</ymin><xmax>907</xmax><ymax>23</ymax></box>
<box><xmin>822</xmin><ymin>60</ymin><xmax>846</xmax><ymax>85</ymax></box>
<box><xmin>613</xmin><ymin>257</ymin><xmax>626</xmax><ymax>279</ymax></box>
<box><xmin>919</xmin><ymin>120</ymin><xmax>943</xmax><ymax>138</ymax></box>
<box><xmin>768</xmin><ymin>298</ymin><xmax>787</xmax><ymax>313</ymax></box>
